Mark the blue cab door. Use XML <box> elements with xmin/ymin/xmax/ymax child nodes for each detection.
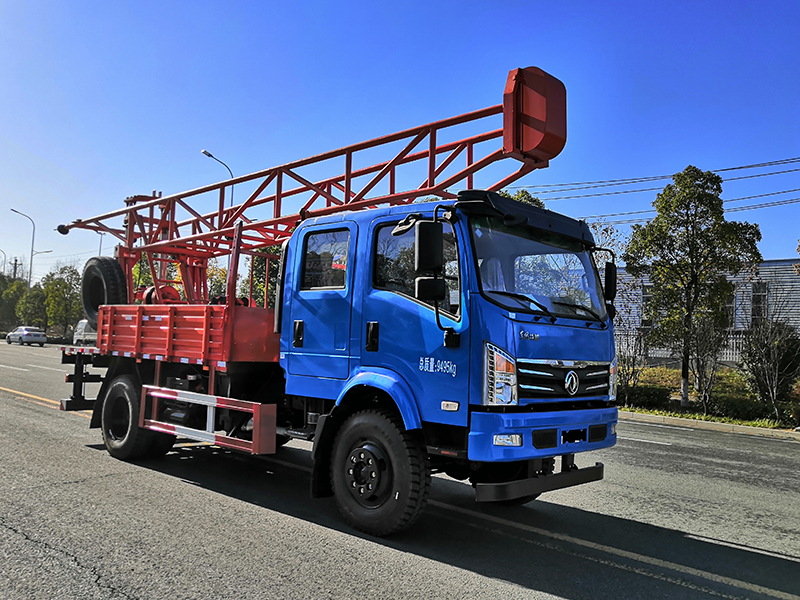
<box><xmin>360</xmin><ymin>218</ymin><xmax>470</xmax><ymax>427</ymax></box>
<box><xmin>286</xmin><ymin>223</ymin><xmax>356</xmax><ymax>380</ymax></box>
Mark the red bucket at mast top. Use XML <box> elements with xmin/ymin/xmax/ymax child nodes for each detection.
<box><xmin>503</xmin><ymin>66</ymin><xmax>567</xmax><ymax>163</ymax></box>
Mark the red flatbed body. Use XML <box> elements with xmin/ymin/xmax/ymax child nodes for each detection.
<box><xmin>96</xmin><ymin>304</ymin><xmax>279</xmax><ymax>366</ymax></box>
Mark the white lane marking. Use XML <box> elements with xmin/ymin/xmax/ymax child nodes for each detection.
<box><xmin>684</xmin><ymin>534</ymin><xmax>800</xmax><ymax>564</ymax></box>
<box><xmin>429</xmin><ymin>500</ymin><xmax>800</xmax><ymax>600</ymax></box>
<box><xmin>26</xmin><ymin>364</ymin><xmax>66</xmax><ymax>372</ymax></box>
<box><xmin>29</xmin><ymin>352</ymin><xmax>56</xmax><ymax>358</ymax></box>
<box><xmin>618</xmin><ymin>436</ymin><xmax>672</xmax><ymax>446</ymax></box>
<box><xmin>624</xmin><ymin>421</ymin><xmax>695</xmax><ymax>432</ymax></box>
<box><xmin>156</xmin><ymin>443</ymin><xmax>798</xmax><ymax>599</ymax></box>
<box><xmin>0</xmin><ymin>364</ymin><xmax>30</xmax><ymax>371</ymax></box>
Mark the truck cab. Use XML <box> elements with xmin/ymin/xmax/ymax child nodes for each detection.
<box><xmin>280</xmin><ymin>189</ymin><xmax>617</xmax><ymax>530</ymax></box>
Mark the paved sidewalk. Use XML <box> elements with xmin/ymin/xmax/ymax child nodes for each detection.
<box><xmin>619</xmin><ymin>410</ymin><xmax>800</xmax><ymax>442</ymax></box>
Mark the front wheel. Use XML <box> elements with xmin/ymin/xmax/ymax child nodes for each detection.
<box><xmin>330</xmin><ymin>409</ymin><xmax>430</xmax><ymax>536</ymax></box>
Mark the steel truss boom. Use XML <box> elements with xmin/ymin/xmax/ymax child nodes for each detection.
<box><xmin>58</xmin><ymin>67</ymin><xmax>566</xmax><ymax>304</ymax></box>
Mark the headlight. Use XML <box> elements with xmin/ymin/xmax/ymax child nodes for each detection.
<box><xmin>609</xmin><ymin>355</ymin><xmax>618</xmax><ymax>402</ymax></box>
<box><xmin>484</xmin><ymin>343</ymin><xmax>518</xmax><ymax>405</ymax></box>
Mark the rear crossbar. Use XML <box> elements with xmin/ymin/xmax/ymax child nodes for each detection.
<box><xmin>140</xmin><ymin>385</ymin><xmax>276</xmax><ymax>455</ymax></box>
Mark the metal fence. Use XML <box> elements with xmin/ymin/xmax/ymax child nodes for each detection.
<box><xmin>615</xmin><ymin>330</ymin><xmax>747</xmax><ymax>365</ymax></box>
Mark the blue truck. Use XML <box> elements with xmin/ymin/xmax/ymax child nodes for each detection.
<box><xmin>59</xmin><ymin>67</ymin><xmax>618</xmax><ymax>536</ymax></box>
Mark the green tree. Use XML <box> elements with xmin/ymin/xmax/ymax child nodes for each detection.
<box><xmin>238</xmin><ymin>246</ymin><xmax>281</xmax><ymax>308</ymax></box>
<box><xmin>16</xmin><ymin>284</ymin><xmax>48</xmax><ymax>330</ymax></box>
<box><xmin>131</xmin><ymin>254</ymin><xmax>180</xmax><ymax>294</ymax></box>
<box><xmin>740</xmin><ymin>319</ymin><xmax>800</xmax><ymax>423</ymax></box>
<box><xmin>1</xmin><ymin>279</ymin><xmax>27</xmax><ymax>331</ymax></box>
<box><xmin>499</xmin><ymin>189</ymin><xmax>545</xmax><ymax>209</ymax></box>
<box><xmin>42</xmin><ymin>265</ymin><xmax>82</xmax><ymax>337</ymax></box>
<box><xmin>207</xmin><ymin>258</ymin><xmax>229</xmax><ymax>300</ymax></box>
<box><xmin>623</xmin><ymin>165</ymin><xmax>762</xmax><ymax>406</ymax></box>
<box><xmin>590</xmin><ymin>220</ymin><xmax>647</xmax><ymax>404</ymax></box>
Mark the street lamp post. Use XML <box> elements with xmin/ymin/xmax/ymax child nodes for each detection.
<box><xmin>201</xmin><ymin>149</ymin><xmax>235</xmax><ymax>207</ymax></box>
<box><xmin>0</xmin><ymin>248</ymin><xmax>6</xmax><ymax>276</ymax></box>
<box><xmin>97</xmin><ymin>231</ymin><xmax>105</xmax><ymax>256</ymax></box>
<box><xmin>10</xmin><ymin>209</ymin><xmax>35</xmax><ymax>288</ymax></box>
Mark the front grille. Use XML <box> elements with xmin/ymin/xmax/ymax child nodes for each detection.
<box><xmin>516</xmin><ymin>359</ymin><xmax>610</xmax><ymax>400</ymax></box>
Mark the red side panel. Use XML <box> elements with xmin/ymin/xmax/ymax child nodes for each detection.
<box><xmin>98</xmin><ymin>304</ymin><xmax>279</xmax><ymax>364</ymax></box>
<box><xmin>503</xmin><ymin>67</ymin><xmax>567</xmax><ymax>162</ymax></box>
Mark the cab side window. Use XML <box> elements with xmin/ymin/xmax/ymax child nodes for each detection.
<box><xmin>301</xmin><ymin>229</ymin><xmax>349</xmax><ymax>290</ymax></box>
<box><xmin>374</xmin><ymin>223</ymin><xmax>460</xmax><ymax>317</ymax></box>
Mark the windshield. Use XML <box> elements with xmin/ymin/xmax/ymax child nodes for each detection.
<box><xmin>471</xmin><ymin>216</ymin><xmax>607</xmax><ymax>320</ymax></box>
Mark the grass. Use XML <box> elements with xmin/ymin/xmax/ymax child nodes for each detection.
<box><xmin>620</xmin><ymin>406</ymin><xmax>784</xmax><ymax>429</ymax></box>
<box><xmin>621</xmin><ymin>366</ymin><xmax>799</xmax><ymax>430</ymax></box>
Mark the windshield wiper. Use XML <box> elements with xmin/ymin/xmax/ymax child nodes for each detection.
<box><xmin>550</xmin><ymin>300</ymin><xmax>603</xmax><ymax>322</ymax></box>
<box><xmin>485</xmin><ymin>290</ymin><xmax>556</xmax><ymax>319</ymax></box>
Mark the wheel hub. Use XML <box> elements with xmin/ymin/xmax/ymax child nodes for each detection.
<box><xmin>345</xmin><ymin>443</ymin><xmax>389</xmax><ymax>506</ymax></box>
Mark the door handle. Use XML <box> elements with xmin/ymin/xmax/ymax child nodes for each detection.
<box><xmin>293</xmin><ymin>320</ymin><xmax>304</xmax><ymax>347</ymax></box>
<box><xmin>365</xmin><ymin>321</ymin><xmax>379</xmax><ymax>352</ymax></box>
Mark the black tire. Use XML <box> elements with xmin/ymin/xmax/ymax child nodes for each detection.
<box><xmin>81</xmin><ymin>257</ymin><xmax>128</xmax><ymax>329</ymax></box>
<box><xmin>5</xmin><ymin>338</ymin><xmax>10</xmax><ymax>344</ymax></box>
<box><xmin>330</xmin><ymin>409</ymin><xmax>430</xmax><ymax>536</ymax></box>
<box><xmin>18</xmin><ymin>338</ymin><xmax>23</xmax><ymax>346</ymax></box>
<box><xmin>100</xmin><ymin>374</ymin><xmax>175</xmax><ymax>460</ymax></box>
<box><xmin>38</xmin><ymin>343</ymin><xmax>44</xmax><ymax>347</ymax></box>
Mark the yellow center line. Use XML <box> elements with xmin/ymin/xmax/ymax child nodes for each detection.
<box><xmin>0</xmin><ymin>385</ymin><xmax>91</xmax><ymax>419</ymax></box>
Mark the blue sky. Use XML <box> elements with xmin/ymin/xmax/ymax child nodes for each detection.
<box><xmin>1</xmin><ymin>1</ymin><xmax>798</xmax><ymax>282</ymax></box>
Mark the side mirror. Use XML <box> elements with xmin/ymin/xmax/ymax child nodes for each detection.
<box><xmin>604</xmin><ymin>262</ymin><xmax>617</xmax><ymax>302</ymax></box>
<box><xmin>415</xmin><ymin>277</ymin><xmax>447</xmax><ymax>302</ymax></box>
<box><xmin>415</xmin><ymin>221</ymin><xmax>444</xmax><ymax>273</ymax></box>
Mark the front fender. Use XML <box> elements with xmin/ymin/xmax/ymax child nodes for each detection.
<box><xmin>336</xmin><ymin>367</ymin><xmax>422</xmax><ymax>431</ymax></box>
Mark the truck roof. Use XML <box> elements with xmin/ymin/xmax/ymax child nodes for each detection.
<box><xmin>296</xmin><ymin>189</ymin><xmax>596</xmax><ymax>248</ymax></box>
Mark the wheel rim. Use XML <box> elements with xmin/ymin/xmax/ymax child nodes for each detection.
<box><xmin>106</xmin><ymin>394</ymin><xmax>130</xmax><ymax>442</ymax></box>
<box><xmin>344</xmin><ymin>441</ymin><xmax>392</xmax><ymax>508</ymax></box>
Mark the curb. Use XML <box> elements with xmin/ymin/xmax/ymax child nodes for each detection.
<box><xmin>618</xmin><ymin>410</ymin><xmax>800</xmax><ymax>442</ymax></box>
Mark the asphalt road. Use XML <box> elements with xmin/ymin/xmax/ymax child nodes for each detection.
<box><xmin>1</xmin><ymin>342</ymin><xmax>799</xmax><ymax>600</ymax></box>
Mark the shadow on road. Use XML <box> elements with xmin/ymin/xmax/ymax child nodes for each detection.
<box><xmin>88</xmin><ymin>441</ymin><xmax>800</xmax><ymax>600</ymax></box>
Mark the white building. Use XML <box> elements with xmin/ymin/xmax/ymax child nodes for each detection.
<box><xmin>616</xmin><ymin>258</ymin><xmax>800</xmax><ymax>363</ymax></box>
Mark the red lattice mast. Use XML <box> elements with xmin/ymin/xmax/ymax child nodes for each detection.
<box><xmin>58</xmin><ymin>67</ymin><xmax>566</xmax><ymax>304</ymax></box>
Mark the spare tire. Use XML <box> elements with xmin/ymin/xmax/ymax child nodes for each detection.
<box><xmin>81</xmin><ymin>257</ymin><xmax>128</xmax><ymax>329</ymax></box>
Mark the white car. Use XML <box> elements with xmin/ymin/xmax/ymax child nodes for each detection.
<box><xmin>6</xmin><ymin>326</ymin><xmax>47</xmax><ymax>346</ymax></box>
<box><xmin>73</xmin><ymin>319</ymin><xmax>97</xmax><ymax>346</ymax></box>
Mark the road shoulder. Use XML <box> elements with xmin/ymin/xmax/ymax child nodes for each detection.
<box><xmin>619</xmin><ymin>410</ymin><xmax>800</xmax><ymax>441</ymax></box>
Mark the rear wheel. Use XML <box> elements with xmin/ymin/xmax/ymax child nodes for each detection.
<box><xmin>101</xmin><ymin>374</ymin><xmax>175</xmax><ymax>460</ymax></box>
<box><xmin>330</xmin><ymin>409</ymin><xmax>430</xmax><ymax>536</ymax></box>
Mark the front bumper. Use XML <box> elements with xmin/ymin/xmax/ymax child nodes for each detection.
<box><xmin>475</xmin><ymin>460</ymin><xmax>604</xmax><ymax>502</ymax></box>
<box><xmin>468</xmin><ymin>406</ymin><xmax>617</xmax><ymax>462</ymax></box>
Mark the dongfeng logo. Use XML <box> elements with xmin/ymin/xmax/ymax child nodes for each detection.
<box><xmin>519</xmin><ymin>330</ymin><xmax>539</xmax><ymax>341</ymax></box>
<box><xmin>565</xmin><ymin>370</ymin><xmax>580</xmax><ymax>396</ymax></box>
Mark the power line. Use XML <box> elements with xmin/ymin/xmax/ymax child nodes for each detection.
<box><xmin>534</xmin><ymin>167</ymin><xmax>800</xmax><ymax>201</ymax></box>
<box><xmin>509</xmin><ymin>156</ymin><xmax>800</xmax><ymax>193</ymax></box>
<box><xmin>581</xmin><ymin>187</ymin><xmax>800</xmax><ymax>220</ymax></box>
<box><xmin>593</xmin><ymin>197</ymin><xmax>800</xmax><ymax>225</ymax></box>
